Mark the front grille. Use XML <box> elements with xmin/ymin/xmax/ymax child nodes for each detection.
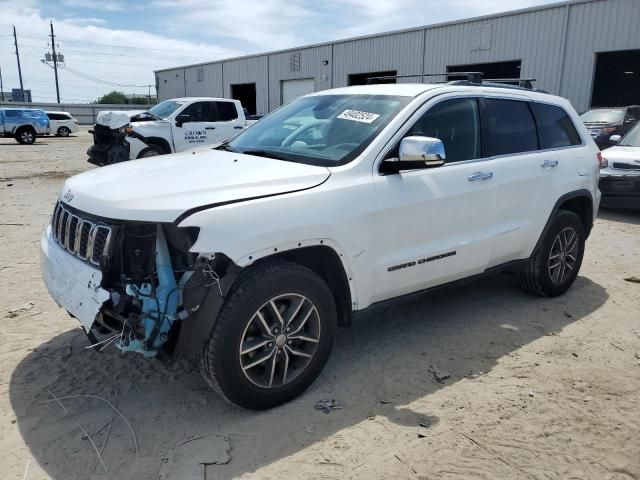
<box><xmin>51</xmin><ymin>201</ymin><xmax>112</xmax><ymax>265</ymax></box>
<box><xmin>612</xmin><ymin>162</ymin><xmax>640</xmax><ymax>171</ymax></box>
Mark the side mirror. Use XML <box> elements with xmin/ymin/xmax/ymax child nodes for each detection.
<box><xmin>381</xmin><ymin>136</ymin><xmax>446</xmax><ymax>174</ymax></box>
<box><xmin>175</xmin><ymin>114</ymin><xmax>191</xmax><ymax>127</ymax></box>
<box><xmin>609</xmin><ymin>135</ymin><xmax>622</xmax><ymax>144</ymax></box>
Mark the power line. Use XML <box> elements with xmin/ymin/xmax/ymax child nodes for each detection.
<box><xmin>59</xmin><ymin>64</ymin><xmax>152</xmax><ymax>88</ymax></box>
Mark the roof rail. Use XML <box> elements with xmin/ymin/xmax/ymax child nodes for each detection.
<box><xmin>366</xmin><ymin>72</ymin><xmax>483</xmax><ymax>84</ymax></box>
<box><xmin>484</xmin><ymin>78</ymin><xmax>537</xmax><ymax>89</ymax></box>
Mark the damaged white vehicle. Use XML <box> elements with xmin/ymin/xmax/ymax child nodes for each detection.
<box><xmin>87</xmin><ymin>97</ymin><xmax>251</xmax><ymax>166</ymax></box>
<box><xmin>42</xmin><ymin>82</ymin><xmax>600</xmax><ymax>409</ymax></box>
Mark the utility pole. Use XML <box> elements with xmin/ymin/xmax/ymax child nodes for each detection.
<box><xmin>50</xmin><ymin>21</ymin><xmax>61</xmax><ymax>103</ymax></box>
<box><xmin>13</xmin><ymin>26</ymin><xmax>25</xmax><ymax>102</ymax></box>
<box><xmin>0</xmin><ymin>66</ymin><xmax>4</xmax><ymax>102</ymax></box>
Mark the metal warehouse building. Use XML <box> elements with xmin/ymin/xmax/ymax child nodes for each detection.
<box><xmin>155</xmin><ymin>0</ymin><xmax>640</xmax><ymax>115</ymax></box>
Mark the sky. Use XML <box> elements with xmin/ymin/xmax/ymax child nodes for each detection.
<box><xmin>0</xmin><ymin>0</ymin><xmax>554</xmax><ymax>103</ymax></box>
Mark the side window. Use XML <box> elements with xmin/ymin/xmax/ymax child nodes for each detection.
<box><xmin>215</xmin><ymin>102</ymin><xmax>238</xmax><ymax>121</ymax></box>
<box><xmin>406</xmin><ymin>98</ymin><xmax>481</xmax><ymax>163</ymax></box>
<box><xmin>179</xmin><ymin>102</ymin><xmax>210</xmax><ymax>122</ymax></box>
<box><xmin>626</xmin><ymin>108</ymin><xmax>640</xmax><ymax>122</ymax></box>
<box><xmin>532</xmin><ymin>103</ymin><xmax>581</xmax><ymax>149</ymax></box>
<box><xmin>483</xmin><ymin>99</ymin><xmax>538</xmax><ymax>156</ymax></box>
<box><xmin>5</xmin><ymin>110</ymin><xmax>20</xmax><ymax>118</ymax></box>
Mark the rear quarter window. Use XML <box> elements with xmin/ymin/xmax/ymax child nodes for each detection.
<box><xmin>483</xmin><ymin>99</ymin><xmax>538</xmax><ymax>156</ymax></box>
<box><xmin>532</xmin><ymin>103</ymin><xmax>581</xmax><ymax>149</ymax></box>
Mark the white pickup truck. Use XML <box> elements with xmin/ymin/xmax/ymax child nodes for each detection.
<box><xmin>88</xmin><ymin>97</ymin><xmax>255</xmax><ymax>166</ymax></box>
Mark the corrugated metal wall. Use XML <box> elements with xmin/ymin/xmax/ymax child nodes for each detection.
<box><xmin>185</xmin><ymin>63</ymin><xmax>223</xmax><ymax>97</ymax></box>
<box><xmin>332</xmin><ymin>30</ymin><xmax>425</xmax><ymax>87</ymax></box>
<box><xmin>156</xmin><ymin>0</ymin><xmax>640</xmax><ymax>114</ymax></box>
<box><xmin>423</xmin><ymin>5</ymin><xmax>568</xmax><ymax>93</ymax></box>
<box><xmin>222</xmin><ymin>55</ymin><xmax>269</xmax><ymax>114</ymax></box>
<box><xmin>561</xmin><ymin>0</ymin><xmax>640</xmax><ymax>112</ymax></box>
<box><xmin>268</xmin><ymin>45</ymin><xmax>332</xmax><ymax>109</ymax></box>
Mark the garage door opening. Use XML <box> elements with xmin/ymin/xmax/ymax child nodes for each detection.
<box><xmin>231</xmin><ymin>83</ymin><xmax>257</xmax><ymax>115</ymax></box>
<box><xmin>349</xmin><ymin>70</ymin><xmax>397</xmax><ymax>85</ymax></box>
<box><xmin>281</xmin><ymin>78</ymin><xmax>315</xmax><ymax>105</ymax></box>
<box><xmin>591</xmin><ymin>50</ymin><xmax>640</xmax><ymax>108</ymax></box>
<box><xmin>447</xmin><ymin>60</ymin><xmax>522</xmax><ymax>83</ymax></box>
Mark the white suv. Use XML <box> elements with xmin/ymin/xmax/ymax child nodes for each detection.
<box><xmin>45</xmin><ymin>111</ymin><xmax>79</xmax><ymax>137</ymax></box>
<box><xmin>41</xmin><ymin>82</ymin><xmax>601</xmax><ymax>409</ymax></box>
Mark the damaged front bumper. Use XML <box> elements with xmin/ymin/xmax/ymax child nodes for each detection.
<box><xmin>41</xmin><ymin>224</ymin><xmax>110</xmax><ymax>331</ymax></box>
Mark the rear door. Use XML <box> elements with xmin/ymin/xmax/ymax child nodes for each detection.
<box><xmin>211</xmin><ymin>101</ymin><xmax>245</xmax><ymax>142</ymax></box>
<box><xmin>482</xmin><ymin>97</ymin><xmax>582</xmax><ymax>266</ymax></box>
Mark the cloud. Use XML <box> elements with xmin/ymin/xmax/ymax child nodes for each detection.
<box><xmin>60</xmin><ymin>0</ymin><xmax>125</xmax><ymax>12</ymax></box>
<box><xmin>0</xmin><ymin>1</ymin><xmax>240</xmax><ymax>102</ymax></box>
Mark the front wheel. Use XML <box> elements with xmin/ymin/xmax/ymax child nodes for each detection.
<box><xmin>137</xmin><ymin>145</ymin><xmax>164</xmax><ymax>158</ymax></box>
<box><xmin>201</xmin><ymin>261</ymin><xmax>337</xmax><ymax>410</ymax></box>
<box><xmin>519</xmin><ymin>210</ymin><xmax>586</xmax><ymax>297</ymax></box>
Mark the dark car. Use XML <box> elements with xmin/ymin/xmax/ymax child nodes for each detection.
<box><xmin>580</xmin><ymin>106</ymin><xmax>640</xmax><ymax>149</ymax></box>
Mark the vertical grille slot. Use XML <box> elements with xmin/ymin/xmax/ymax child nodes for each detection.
<box><xmin>50</xmin><ymin>201</ymin><xmax>112</xmax><ymax>266</ymax></box>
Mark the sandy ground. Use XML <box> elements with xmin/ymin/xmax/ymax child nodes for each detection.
<box><xmin>1</xmin><ymin>128</ymin><xmax>639</xmax><ymax>480</ymax></box>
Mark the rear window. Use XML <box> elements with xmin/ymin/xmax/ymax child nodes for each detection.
<box><xmin>483</xmin><ymin>99</ymin><xmax>538</xmax><ymax>156</ymax></box>
<box><xmin>216</xmin><ymin>102</ymin><xmax>238</xmax><ymax>121</ymax></box>
<box><xmin>532</xmin><ymin>103</ymin><xmax>582</xmax><ymax>149</ymax></box>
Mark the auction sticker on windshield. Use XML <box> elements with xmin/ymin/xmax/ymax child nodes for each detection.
<box><xmin>337</xmin><ymin>110</ymin><xmax>380</xmax><ymax>124</ymax></box>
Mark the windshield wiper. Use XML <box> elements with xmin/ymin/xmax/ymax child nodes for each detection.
<box><xmin>215</xmin><ymin>141</ymin><xmax>238</xmax><ymax>152</ymax></box>
<box><xmin>241</xmin><ymin>150</ymin><xmax>295</xmax><ymax>162</ymax></box>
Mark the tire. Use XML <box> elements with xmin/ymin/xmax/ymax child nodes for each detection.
<box><xmin>519</xmin><ymin>210</ymin><xmax>585</xmax><ymax>297</ymax></box>
<box><xmin>57</xmin><ymin>126</ymin><xmax>71</xmax><ymax>137</ymax></box>
<box><xmin>15</xmin><ymin>127</ymin><xmax>36</xmax><ymax>145</ymax></box>
<box><xmin>137</xmin><ymin>145</ymin><xmax>164</xmax><ymax>158</ymax></box>
<box><xmin>201</xmin><ymin>260</ymin><xmax>337</xmax><ymax>410</ymax></box>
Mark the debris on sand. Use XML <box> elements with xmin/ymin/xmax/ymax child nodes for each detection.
<box><xmin>5</xmin><ymin>302</ymin><xmax>34</xmax><ymax>318</ymax></box>
<box><xmin>315</xmin><ymin>399</ymin><xmax>343</xmax><ymax>414</ymax></box>
<box><xmin>158</xmin><ymin>435</ymin><xmax>231</xmax><ymax>479</ymax></box>
<box><xmin>429</xmin><ymin>365</ymin><xmax>451</xmax><ymax>384</ymax></box>
<box><xmin>624</xmin><ymin>276</ymin><xmax>640</xmax><ymax>284</ymax></box>
<box><xmin>500</xmin><ymin>324</ymin><xmax>519</xmax><ymax>331</ymax></box>
<box><xmin>418</xmin><ymin>419</ymin><xmax>430</xmax><ymax>438</ymax></box>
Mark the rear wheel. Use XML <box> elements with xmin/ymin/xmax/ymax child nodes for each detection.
<box><xmin>138</xmin><ymin>145</ymin><xmax>164</xmax><ymax>158</ymax></box>
<box><xmin>57</xmin><ymin>126</ymin><xmax>70</xmax><ymax>137</ymax></box>
<box><xmin>15</xmin><ymin>127</ymin><xmax>36</xmax><ymax>145</ymax></box>
<box><xmin>201</xmin><ymin>260</ymin><xmax>337</xmax><ymax>410</ymax></box>
<box><xmin>519</xmin><ymin>210</ymin><xmax>585</xmax><ymax>297</ymax></box>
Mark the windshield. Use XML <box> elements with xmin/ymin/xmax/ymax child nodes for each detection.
<box><xmin>580</xmin><ymin>109</ymin><xmax>625</xmax><ymax>124</ymax></box>
<box><xmin>149</xmin><ymin>100</ymin><xmax>185</xmax><ymax>119</ymax></box>
<box><xmin>619</xmin><ymin>123</ymin><xmax>640</xmax><ymax>147</ymax></box>
<box><xmin>227</xmin><ymin>94</ymin><xmax>412</xmax><ymax>166</ymax></box>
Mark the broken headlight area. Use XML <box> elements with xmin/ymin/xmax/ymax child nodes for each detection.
<box><xmin>87</xmin><ymin>123</ymin><xmax>131</xmax><ymax>167</ymax></box>
<box><xmin>88</xmin><ymin>220</ymin><xmax>229</xmax><ymax>358</ymax></box>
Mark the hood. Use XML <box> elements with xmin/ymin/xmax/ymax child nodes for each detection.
<box><xmin>602</xmin><ymin>145</ymin><xmax>640</xmax><ymax>166</ymax></box>
<box><xmin>60</xmin><ymin>150</ymin><xmax>331</xmax><ymax>222</ymax></box>
<box><xmin>96</xmin><ymin>110</ymin><xmax>146</xmax><ymax>129</ymax></box>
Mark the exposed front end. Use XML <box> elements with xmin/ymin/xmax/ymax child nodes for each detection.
<box><xmin>41</xmin><ymin>200</ymin><xmax>228</xmax><ymax>357</ymax></box>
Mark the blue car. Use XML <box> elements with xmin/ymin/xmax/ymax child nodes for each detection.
<box><xmin>0</xmin><ymin>108</ymin><xmax>51</xmax><ymax>144</ymax></box>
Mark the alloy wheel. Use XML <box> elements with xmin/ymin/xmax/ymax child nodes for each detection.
<box><xmin>21</xmin><ymin>131</ymin><xmax>34</xmax><ymax>143</ymax></box>
<box><xmin>548</xmin><ymin>226</ymin><xmax>579</xmax><ymax>284</ymax></box>
<box><xmin>239</xmin><ymin>293</ymin><xmax>321</xmax><ymax>388</ymax></box>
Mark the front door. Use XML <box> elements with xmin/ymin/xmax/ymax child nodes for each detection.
<box><xmin>370</xmin><ymin>97</ymin><xmax>497</xmax><ymax>303</ymax></box>
<box><xmin>172</xmin><ymin>101</ymin><xmax>219</xmax><ymax>152</ymax></box>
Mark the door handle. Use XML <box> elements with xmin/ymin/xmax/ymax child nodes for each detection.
<box><xmin>205</xmin><ymin>127</ymin><xmax>216</xmax><ymax>130</ymax></box>
<box><xmin>468</xmin><ymin>171</ymin><xmax>494</xmax><ymax>182</ymax></box>
<box><xmin>233</xmin><ymin>126</ymin><xmax>244</xmax><ymax>130</ymax></box>
<box><xmin>541</xmin><ymin>159</ymin><xmax>559</xmax><ymax>168</ymax></box>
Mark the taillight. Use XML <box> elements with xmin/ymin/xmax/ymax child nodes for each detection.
<box><xmin>597</xmin><ymin>152</ymin><xmax>608</xmax><ymax>168</ymax></box>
